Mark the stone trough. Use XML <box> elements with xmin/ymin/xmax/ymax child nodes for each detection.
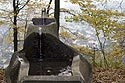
<box><xmin>5</xmin><ymin>17</ymin><xmax>92</xmax><ymax>83</ymax></box>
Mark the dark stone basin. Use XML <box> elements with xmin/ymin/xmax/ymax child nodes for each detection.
<box><xmin>23</xmin><ymin>33</ymin><xmax>74</xmax><ymax>75</ymax></box>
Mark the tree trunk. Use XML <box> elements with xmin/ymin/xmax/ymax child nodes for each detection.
<box><xmin>13</xmin><ymin>0</ymin><xmax>18</xmax><ymax>52</ymax></box>
<box><xmin>13</xmin><ymin>16</ymin><xmax>18</xmax><ymax>52</ymax></box>
<box><xmin>13</xmin><ymin>0</ymin><xmax>30</xmax><ymax>52</ymax></box>
<box><xmin>101</xmin><ymin>49</ymin><xmax>109</xmax><ymax>68</ymax></box>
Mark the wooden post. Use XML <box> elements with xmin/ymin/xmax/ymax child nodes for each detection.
<box><xmin>54</xmin><ymin>0</ymin><xmax>60</xmax><ymax>33</ymax></box>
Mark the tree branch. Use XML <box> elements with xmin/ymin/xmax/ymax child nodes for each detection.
<box><xmin>50</xmin><ymin>10</ymin><xmax>76</xmax><ymax>16</ymax></box>
<box><xmin>60</xmin><ymin>10</ymin><xmax>76</xmax><ymax>16</ymax></box>
<box><xmin>118</xmin><ymin>0</ymin><xmax>123</xmax><ymax>12</ymax></box>
<box><xmin>47</xmin><ymin>0</ymin><xmax>53</xmax><ymax>15</ymax></box>
<box><xmin>18</xmin><ymin>0</ymin><xmax>30</xmax><ymax>11</ymax></box>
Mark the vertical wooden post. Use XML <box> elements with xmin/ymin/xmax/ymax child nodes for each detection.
<box><xmin>54</xmin><ymin>0</ymin><xmax>60</xmax><ymax>33</ymax></box>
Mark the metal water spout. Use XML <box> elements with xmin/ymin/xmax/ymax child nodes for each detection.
<box><xmin>38</xmin><ymin>8</ymin><xmax>47</xmax><ymax>35</ymax></box>
<box><xmin>41</xmin><ymin>8</ymin><xmax>47</xmax><ymax>20</ymax></box>
<box><xmin>38</xmin><ymin>8</ymin><xmax>47</xmax><ymax>58</ymax></box>
<box><xmin>38</xmin><ymin>8</ymin><xmax>46</xmax><ymax>35</ymax></box>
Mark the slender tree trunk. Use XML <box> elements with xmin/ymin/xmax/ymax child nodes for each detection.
<box><xmin>13</xmin><ymin>0</ymin><xmax>18</xmax><ymax>52</ymax></box>
<box><xmin>95</xmin><ymin>29</ymin><xmax>109</xmax><ymax>67</ymax></box>
<box><xmin>101</xmin><ymin>50</ymin><xmax>109</xmax><ymax>68</ymax></box>
<box><xmin>13</xmin><ymin>0</ymin><xmax>30</xmax><ymax>51</ymax></box>
<box><xmin>93</xmin><ymin>47</ymin><xmax>96</xmax><ymax>67</ymax></box>
<box><xmin>54</xmin><ymin>0</ymin><xmax>60</xmax><ymax>33</ymax></box>
<box><xmin>13</xmin><ymin>16</ymin><xmax>18</xmax><ymax>52</ymax></box>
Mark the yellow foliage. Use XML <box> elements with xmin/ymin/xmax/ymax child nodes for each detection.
<box><xmin>60</xmin><ymin>31</ymin><xmax>71</xmax><ymax>38</ymax></box>
<box><xmin>0</xmin><ymin>21</ymin><xmax>4</xmax><ymax>25</ymax></box>
<box><xmin>72</xmin><ymin>45</ymin><xmax>94</xmax><ymax>56</ymax></box>
<box><xmin>78</xmin><ymin>35</ymin><xmax>85</xmax><ymax>39</ymax></box>
<box><xmin>4</xmin><ymin>31</ymin><xmax>13</xmax><ymax>44</ymax></box>
<box><xmin>11</xmin><ymin>24</ymin><xmax>17</xmax><ymax>29</ymax></box>
<box><xmin>72</xmin><ymin>37</ymin><xmax>77</xmax><ymax>41</ymax></box>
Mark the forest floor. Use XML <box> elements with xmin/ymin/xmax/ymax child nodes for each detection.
<box><xmin>93</xmin><ymin>67</ymin><xmax>125</xmax><ymax>83</ymax></box>
<box><xmin>0</xmin><ymin>67</ymin><xmax>125</xmax><ymax>83</ymax></box>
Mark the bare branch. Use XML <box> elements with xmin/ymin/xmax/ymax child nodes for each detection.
<box><xmin>60</xmin><ymin>26</ymin><xmax>86</xmax><ymax>40</ymax></box>
<box><xmin>118</xmin><ymin>0</ymin><xmax>123</xmax><ymax>12</ymax></box>
<box><xmin>18</xmin><ymin>0</ymin><xmax>30</xmax><ymax>11</ymax></box>
<box><xmin>0</xmin><ymin>9</ymin><xmax>11</xmax><ymax>12</ymax></box>
<box><xmin>47</xmin><ymin>0</ymin><xmax>53</xmax><ymax>15</ymax></box>
<box><xmin>60</xmin><ymin>10</ymin><xmax>76</xmax><ymax>16</ymax></box>
<box><xmin>50</xmin><ymin>10</ymin><xmax>76</xmax><ymax>16</ymax></box>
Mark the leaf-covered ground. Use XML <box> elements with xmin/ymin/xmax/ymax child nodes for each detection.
<box><xmin>0</xmin><ymin>69</ymin><xmax>5</xmax><ymax>83</ymax></box>
<box><xmin>0</xmin><ymin>67</ymin><xmax>125</xmax><ymax>83</ymax></box>
<box><xmin>93</xmin><ymin>67</ymin><xmax>125</xmax><ymax>83</ymax></box>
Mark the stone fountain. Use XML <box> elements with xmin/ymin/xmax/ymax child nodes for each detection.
<box><xmin>5</xmin><ymin>9</ymin><xmax>92</xmax><ymax>83</ymax></box>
